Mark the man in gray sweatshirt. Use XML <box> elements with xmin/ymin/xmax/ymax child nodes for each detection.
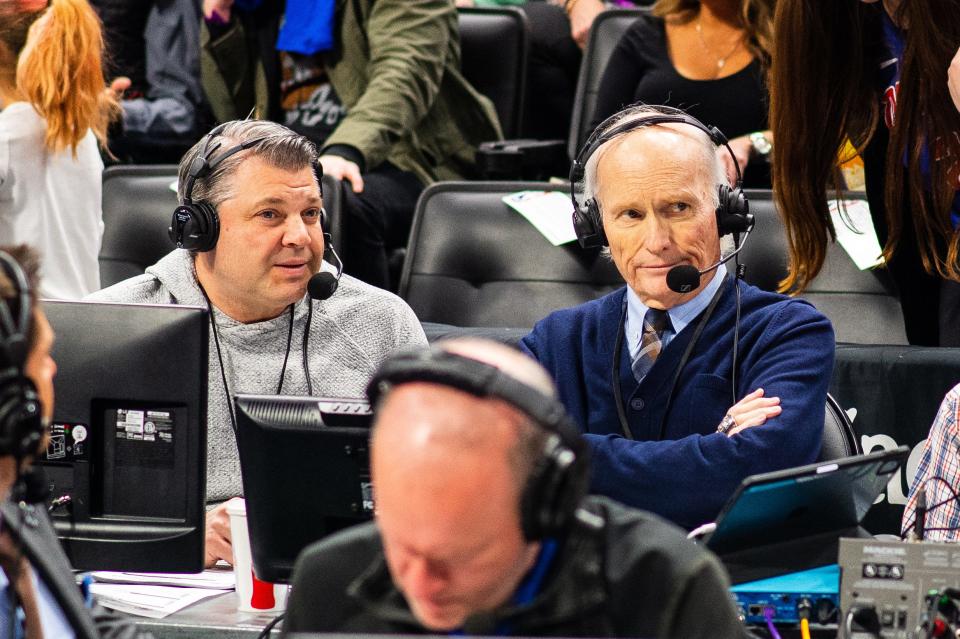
<box><xmin>88</xmin><ymin>119</ymin><xmax>427</xmax><ymax>566</ymax></box>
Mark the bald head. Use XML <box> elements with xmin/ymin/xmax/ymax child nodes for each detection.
<box><xmin>369</xmin><ymin>339</ymin><xmax>556</xmax><ymax>630</ymax></box>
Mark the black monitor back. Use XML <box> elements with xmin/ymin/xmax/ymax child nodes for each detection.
<box><xmin>41</xmin><ymin>300</ymin><xmax>208</xmax><ymax>572</ymax></box>
<box><xmin>235</xmin><ymin>394</ymin><xmax>374</xmax><ymax>583</ymax></box>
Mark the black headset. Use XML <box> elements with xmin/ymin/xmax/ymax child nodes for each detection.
<box><xmin>0</xmin><ymin>252</ymin><xmax>45</xmax><ymax>462</ymax></box>
<box><xmin>367</xmin><ymin>346</ymin><xmax>590</xmax><ymax>541</ymax></box>
<box><xmin>169</xmin><ymin>123</ymin><xmax>328</xmax><ymax>251</ymax></box>
<box><xmin>570</xmin><ymin>105</ymin><xmax>752</xmax><ymax>249</ymax></box>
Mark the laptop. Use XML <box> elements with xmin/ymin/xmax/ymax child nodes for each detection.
<box><xmin>704</xmin><ymin>446</ymin><xmax>909</xmax><ymax>558</ymax></box>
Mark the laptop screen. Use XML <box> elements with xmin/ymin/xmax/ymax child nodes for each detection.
<box><xmin>705</xmin><ymin>447</ymin><xmax>908</xmax><ymax>555</ymax></box>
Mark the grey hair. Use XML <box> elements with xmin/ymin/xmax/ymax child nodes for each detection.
<box><xmin>177</xmin><ymin>119</ymin><xmax>320</xmax><ymax>210</ymax></box>
<box><xmin>581</xmin><ymin>105</ymin><xmax>729</xmax><ymax>217</ymax></box>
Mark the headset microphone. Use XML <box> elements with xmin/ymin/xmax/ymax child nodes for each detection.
<box><xmin>307</xmin><ymin>237</ymin><xmax>343</xmax><ymax>301</ymax></box>
<box><xmin>665</xmin><ymin>229</ymin><xmax>753</xmax><ymax>293</ymax></box>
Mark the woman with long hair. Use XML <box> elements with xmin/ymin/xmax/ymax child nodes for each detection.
<box><xmin>0</xmin><ymin>0</ymin><xmax>120</xmax><ymax>299</ymax></box>
<box><xmin>770</xmin><ymin>0</ymin><xmax>960</xmax><ymax>345</ymax></box>
<box><xmin>592</xmin><ymin>0</ymin><xmax>776</xmax><ymax>187</ymax></box>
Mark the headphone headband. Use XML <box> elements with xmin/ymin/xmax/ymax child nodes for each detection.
<box><xmin>570</xmin><ymin>107</ymin><xmax>741</xmax><ymax>190</ymax></box>
<box><xmin>367</xmin><ymin>345</ymin><xmax>590</xmax><ymax>540</ymax></box>
<box><xmin>569</xmin><ymin>106</ymin><xmax>751</xmax><ymax>249</ymax></box>
<box><xmin>368</xmin><ymin>347</ymin><xmax>582</xmax><ymax>444</ymax></box>
<box><xmin>171</xmin><ymin>123</ymin><xmax>325</xmax><ymax>252</ymax></box>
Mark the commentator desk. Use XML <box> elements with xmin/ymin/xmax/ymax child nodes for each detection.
<box><xmin>133</xmin><ymin>592</ymin><xmax>280</xmax><ymax>638</ymax></box>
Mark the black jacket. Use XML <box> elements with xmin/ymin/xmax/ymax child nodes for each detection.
<box><xmin>0</xmin><ymin>501</ymin><xmax>147</xmax><ymax>639</ymax></box>
<box><xmin>283</xmin><ymin>496</ymin><xmax>745</xmax><ymax>638</ymax></box>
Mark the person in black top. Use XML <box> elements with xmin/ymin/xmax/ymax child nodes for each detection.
<box><xmin>593</xmin><ymin>0</ymin><xmax>774</xmax><ymax>188</ymax></box>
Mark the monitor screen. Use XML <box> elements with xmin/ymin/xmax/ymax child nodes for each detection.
<box><xmin>41</xmin><ymin>300</ymin><xmax>208</xmax><ymax>572</ymax></box>
<box><xmin>234</xmin><ymin>394</ymin><xmax>373</xmax><ymax>583</ymax></box>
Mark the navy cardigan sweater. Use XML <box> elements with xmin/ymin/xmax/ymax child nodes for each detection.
<box><xmin>521</xmin><ymin>278</ymin><xmax>835</xmax><ymax>529</ymax></box>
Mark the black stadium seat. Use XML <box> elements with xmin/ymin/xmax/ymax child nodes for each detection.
<box><xmin>99</xmin><ymin>165</ymin><xmax>180</xmax><ymax>288</ymax></box>
<box><xmin>399</xmin><ymin>181</ymin><xmax>623</xmax><ymax>327</ymax></box>
<box><xmin>458</xmin><ymin>7</ymin><xmax>529</xmax><ymax>139</ymax></box>
<box><xmin>99</xmin><ymin>165</ymin><xmax>344</xmax><ymax>289</ymax></box>
<box><xmin>567</xmin><ymin>7</ymin><xmax>646</xmax><ymax>159</ymax></box>
<box><xmin>733</xmin><ymin>190</ymin><xmax>907</xmax><ymax>345</ymax></box>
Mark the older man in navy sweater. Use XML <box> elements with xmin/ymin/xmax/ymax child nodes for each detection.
<box><xmin>521</xmin><ymin>106</ymin><xmax>835</xmax><ymax>530</ymax></box>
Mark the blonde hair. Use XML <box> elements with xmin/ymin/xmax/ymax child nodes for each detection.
<box><xmin>14</xmin><ymin>0</ymin><xmax>119</xmax><ymax>154</ymax></box>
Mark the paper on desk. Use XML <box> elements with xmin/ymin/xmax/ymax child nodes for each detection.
<box><xmin>90</xmin><ymin>584</ymin><xmax>225</xmax><ymax>619</ymax></box>
<box><xmin>828</xmin><ymin>199</ymin><xmax>884</xmax><ymax>270</ymax></box>
<box><xmin>90</xmin><ymin>570</ymin><xmax>235</xmax><ymax>590</ymax></box>
<box><xmin>502</xmin><ymin>191</ymin><xmax>578</xmax><ymax>246</ymax></box>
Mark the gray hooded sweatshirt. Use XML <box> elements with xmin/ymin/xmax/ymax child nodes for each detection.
<box><xmin>87</xmin><ymin>249</ymin><xmax>427</xmax><ymax>502</ymax></box>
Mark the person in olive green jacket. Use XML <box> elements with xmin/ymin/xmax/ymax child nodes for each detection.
<box><xmin>200</xmin><ymin>0</ymin><xmax>502</xmax><ymax>289</ymax></box>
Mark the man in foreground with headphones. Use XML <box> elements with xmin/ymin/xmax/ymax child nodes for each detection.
<box><xmin>89</xmin><ymin>119</ymin><xmax>426</xmax><ymax>566</ymax></box>
<box><xmin>522</xmin><ymin>105</ymin><xmax>836</xmax><ymax>530</ymax></box>
<box><xmin>0</xmin><ymin>245</ymin><xmax>145</xmax><ymax>638</ymax></box>
<box><xmin>281</xmin><ymin>338</ymin><xmax>744</xmax><ymax>637</ymax></box>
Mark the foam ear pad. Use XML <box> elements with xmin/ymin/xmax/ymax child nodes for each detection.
<box><xmin>0</xmin><ymin>370</ymin><xmax>42</xmax><ymax>460</ymax></box>
<box><xmin>573</xmin><ymin>198</ymin><xmax>608</xmax><ymax>249</ymax></box>
<box><xmin>715</xmin><ymin>185</ymin><xmax>753</xmax><ymax>237</ymax></box>
<box><xmin>168</xmin><ymin>202</ymin><xmax>220</xmax><ymax>252</ymax></box>
<box><xmin>520</xmin><ymin>433</ymin><xmax>590</xmax><ymax>541</ymax></box>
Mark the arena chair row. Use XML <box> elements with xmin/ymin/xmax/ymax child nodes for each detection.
<box><xmin>400</xmin><ymin>182</ymin><xmax>907</xmax><ymax>345</ymax></box>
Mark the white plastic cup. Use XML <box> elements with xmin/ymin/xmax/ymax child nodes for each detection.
<box><xmin>225</xmin><ymin>498</ymin><xmax>288</xmax><ymax>612</ymax></box>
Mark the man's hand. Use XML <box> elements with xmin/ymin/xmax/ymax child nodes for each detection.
<box><xmin>949</xmin><ymin>46</ymin><xmax>960</xmax><ymax>115</ymax></box>
<box><xmin>721</xmin><ymin>388</ymin><xmax>781</xmax><ymax>437</ymax></box>
<box><xmin>203</xmin><ymin>0</ymin><xmax>234</xmax><ymax>23</ymax></box>
<box><xmin>319</xmin><ymin>155</ymin><xmax>365</xmax><ymax>193</ymax></box>
<box><xmin>721</xmin><ymin>135</ymin><xmax>753</xmax><ymax>186</ymax></box>
<box><xmin>205</xmin><ymin>501</ymin><xmax>233</xmax><ymax>568</ymax></box>
<box><xmin>568</xmin><ymin>0</ymin><xmax>604</xmax><ymax>49</ymax></box>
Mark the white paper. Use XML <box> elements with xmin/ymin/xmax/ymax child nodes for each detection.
<box><xmin>828</xmin><ymin>199</ymin><xmax>885</xmax><ymax>270</ymax></box>
<box><xmin>502</xmin><ymin>191</ymin><xmax>578</xmax><ymax>246</ymax></box>
<box><xmin>89</xmin><ymin>570</ymin><xmax>235</xmax><ymax>590</ymax></box>
<box><xmin>90</xmin><ymin>584</ymin><xmax>226</xmax><ymax>619</ymax></box>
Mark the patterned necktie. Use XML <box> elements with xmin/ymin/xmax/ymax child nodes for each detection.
<box><xmin>631</xmin><ymin>308</ymin><xmax>672</xmax><ymax>383</ymax></box>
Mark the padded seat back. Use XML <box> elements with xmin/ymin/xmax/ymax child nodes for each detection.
<box><xmin>100</xmin><ymin>165</ymin><xmax>180</xmax><ymax>288</ymax></box>
<box><xmin>819</xmin><ymin>394</ymin><xmax>861</xmax><ymax>462</ymax></box>
<box><xmin>400</xmin><ymin>181</ymin><xmax>623</xmax><ymax>327</ymax></box>
<box><xmin>568</xmin><ymin>8</ymin><xmax>647</xmax><ymax>158</ymax></box>
<box><xmin>458</xmin><ymin>7</ymin><xmax>529</xmax><ymax>138</ymax></box>
<box><xmin>730</xmin><ymin>190</ymin><xmax>907</xmax><ymax>344</ymax></box>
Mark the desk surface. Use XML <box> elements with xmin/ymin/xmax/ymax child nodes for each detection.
<box><xmin>133</xmin><ymin>592</ymin><xmax>282</xmax><ymax>639</ymax></box>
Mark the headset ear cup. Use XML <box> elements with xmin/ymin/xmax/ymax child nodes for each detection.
<box><xmin>520</xmin><ymin>434</ymin><xmax>590</xmax><ymax>541</ymax></box>
<box><xmin>168</xmin><ymin>203</ymin><xmax>220</xmax><ymax>252</ymax></box>
<box><xmin>716</xmin><ymin>185</ymin><xmax>752</xmax><ymax>237</ymax></box>
<box><xmin>573</xmin><ymin>199</ymin><xmax>608</xmax><ymax>249</ymax></box>
<box><xmin>0</xmin><ymin>372</ymin><xmax>43</xmax><ymax>460</ymax></box>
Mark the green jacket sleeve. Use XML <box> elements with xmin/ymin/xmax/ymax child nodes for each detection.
<box><xmin>200</xmin><ymin>18</ymin><xmax>265</xmax><ymax>124</ymax></box>
<box><xmin>322</xmin><ymin>0</ymin><xmax>457</xmax><ymax>171</ymax></box>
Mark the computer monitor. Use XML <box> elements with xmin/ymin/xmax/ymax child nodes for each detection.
<box><xmin>234</xmin><ymin>394</ymin><xmax>374</xmax><ymax>583</ymax></box>
<box><xmin>40</xmin><ymin>300</ymin><xmax>208</xmax><ymax>572</ymax></box>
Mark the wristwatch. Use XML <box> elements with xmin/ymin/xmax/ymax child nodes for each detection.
<box><xmin>749</xmin><ymin>132</ymin><xmax>772</xmax><ymax>158</ymax></box>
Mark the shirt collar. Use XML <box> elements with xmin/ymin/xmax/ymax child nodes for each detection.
<box><xmin>625</xmin><ymin>267</ymin><xmax>726</xmax><ymax>358</ymax></box>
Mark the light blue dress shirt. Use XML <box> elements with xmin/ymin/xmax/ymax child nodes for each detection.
<box><xmin>625</xmin><ymin>267</ymin><xmax>727</xmax><ymax>362</ymax></box>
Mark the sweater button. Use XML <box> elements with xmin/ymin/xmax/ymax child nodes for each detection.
<box><xmin>629</xmin><ymin>398</ymin><xmax>645</xmax><ymax>411</ymax></box>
